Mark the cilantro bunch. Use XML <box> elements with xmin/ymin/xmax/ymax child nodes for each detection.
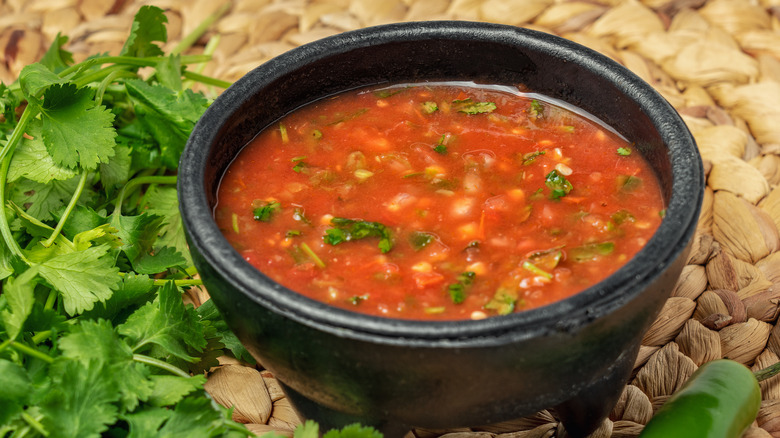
<box><xmin>0</xmin><ymin>6</ymin><xmax>254</xmax><ymax>437</ymax></box>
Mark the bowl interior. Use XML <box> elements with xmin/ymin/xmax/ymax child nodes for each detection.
<box><xmin>180</xmin><ymin>21</ymin><xmax>703</xmax><ymax>342</ymax></box>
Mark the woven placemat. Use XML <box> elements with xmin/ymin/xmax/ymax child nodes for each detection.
<box><xmin>5</xmin><ymin>0</ymin><xmax>780</xmax><ymax>436</ymax></box>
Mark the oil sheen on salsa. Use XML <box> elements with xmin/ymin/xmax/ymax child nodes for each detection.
<box><xmin>215</xmin><ymin>82</ymin><xmax>665</xmax><ymax>320</ymax></box>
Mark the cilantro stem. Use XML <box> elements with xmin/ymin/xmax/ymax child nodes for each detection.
<box><xmin>94</xmin><ymin>68</ymin><xmax>126</xmax><ymax>104</ymax></box>
<box><xmin>42</xmin><ymin>170</ymin><xmax>88</xmax><ymax>248</ymax></box>
<box><xmin>113</xmin><ymin>175</ymin><xmax>177</xmax><ymax>218</ymax></box>
<box><xmin>58</xmin><ymin>54</ymin><xmax>212</xmax><ymax>79</ymax></box>
<box><xmin>73</xmin><ymin>64</ymin><xmax>135</xmax><ymax>89</ymax></box>
<box><xmin>0</xmin><ymin>101</ymin><xmax>35</xmax><ymax>164</ymax></box>
<box><xmin>172</xmin><ymin>2</ymin><xmax>232</xmax><ymax>55</ymax></box>
<box><xmin>0</xmin><ymin>152</ymin><xmax>29</xmax><ymax>263</ymax></box>
<box><xmin>300</xmin><ymin>242</ymin><xmax>326</xmax><ymax>268</ymax></box>
<box><xmin>44</xmin><ymin>288</ymin><xmax>58</xmax><ymax>310</ymax></box>
<box><xmin>133</xmin><ymin>353</ymin><xmax>191</xmax><ymax>378</ymax></box>
<box><xmin>21</xmin><ymin>413</ymin><xmax>49</xmax><ymax>437</ymax></box>
<box><xmin>183</xmin><ymin>70</ymin><xmax>232</xmax><ymax>89</ymax></box>
<box><xmin>9</xmin><ymin>341</ymin><xmax>55</xmax><ymax>364</ymax></box>
<box><xmin>153</xmin><ymin>278</ymin><xmax>203</xmax><ymax>287</ymax></box>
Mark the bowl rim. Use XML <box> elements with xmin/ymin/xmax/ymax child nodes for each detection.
<box><xmin>179</xmin><ymin>20</ymin><xmax>704</xmax><ymax>345</ymax></box>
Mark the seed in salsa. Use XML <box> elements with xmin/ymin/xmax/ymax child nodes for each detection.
<box><xmin>215</xmin><ymin>82</ymin><xmax>665</xmax><ymax>320</ymax></box>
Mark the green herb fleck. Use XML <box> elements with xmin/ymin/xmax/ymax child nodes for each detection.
<box><xmin>452</xmin><ymin>98</ymin><xmax>497</xmax><ymax>114</ymax></box>
<box><xmin>485</xmin><ymin>288</ymin><xmax>518</xmax><ymax>315</ymax></box>
<box><xmin>522</xmin><ymin>150</ymin><xmax>546</xmax><ymax>165</ymax></box>
<box><xmin>618</xmin><ymin>175</ymin><xmax>642</xmax><ymax>192</ymax></box>
<box><xmin>433</xmin><ymin>134</ymin><xmax>449</xmax><ymax>154</ymax></box>
<box><xmin>522</xmin><ymin>261</ymin><xmax>553</xmax><ymax>279</ymax></box>
<box><xmin>545</xmin><ymin>169</ymin><xmax>573</xmax><ymax>200</ymax></box>
<box><xmin>611</xmin><ymin>210</ymin><xmax>636</xmax><ymax>225</ymax></box>
<box><xmin>253</xmin><ymin>201</ymin><xmax>281</xmax><ymax>222</ymax></box>
<box><xmin>569</xmin><ymin>242</ymin><xmax>615</xmax><ymax>262</ymax></box>
<box><xmin>286</xmin><ymin>230</ymin><xmax>302</xmax><ymax>237</ymax></box>
<box><xmin>349</xmin><ymin>294</ymin><xmax>369</xmax><ymax>305</ymax></box>
<box><xmin>409</xmin><ymin>231</ymin><xmax>435</xmax><ymax>251</ymax></box>
<box><xmin>446</xmin><ymin>271</ymin><xmax>476</xmax><ymax>304</ymax></box>
<box><xmin>300</xmin><ymin>242</ymin><xmax>326</xmax><ymax>268</ymax></box>
<box><xmin>231</xmin><ymin>213</ymin><xmax>239</xmax><ymax>233</ymax></box>
<box><xmin>323</xmin><ymin>217</ymin><xmax>393</xmax><ymax>253</ymax></box>
<box><xmin>293</xmin><ymin>208</ymin><xmax>311</xmax><ymax>225</ymax></box>
<box><xmin>422</xmin><ymin>101</ymin><xmax>438</xmax><ymax>114</ymax></box>
<box><xmin>659</xmin><ymin>209</ymin><xmax>667</xmax><ymax>218</ymax></box>
<box><xmin>279</xmin><ymin>123</ymin><xmax>289</xmax><ymax>143</ymax></box>
<box><xmin>617</xmin><ymin>147</ymin><xmax>632</xmax><ymax>156</ymax></box>
<box><xmin>529</xmin><ymin>99</ymin><xmax>544</xmax><ymax>119</ymax></box>
<box><xmin>292</xmin><ymin>156</ymin><xmax>308</xmax><ymax>173</ymax></box>
<box><xmin>528</xmin><ymin>247</ymin><xmax>563</xmax><ymax>272</ymax></box>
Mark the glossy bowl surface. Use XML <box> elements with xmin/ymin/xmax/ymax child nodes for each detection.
<box><xmin>179</xmin><ymin>21</ymin><xmax>703</xmax><ymax>437</ymax></box>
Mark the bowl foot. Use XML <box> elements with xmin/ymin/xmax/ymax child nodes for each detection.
<box><xmin>280</xmin><ymin>381</ymin><xmax>411</xmax><ymax>437</ymax></box>
<box><xmin>553</xmin><ymin>346</ymin><xmax>637</xmax><ymax>437</ymax></box>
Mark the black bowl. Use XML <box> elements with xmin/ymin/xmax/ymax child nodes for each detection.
<box><xmin>179</xmin><ymin>21</ymin><xmax>703</xmax><ymax>437</ymax></box>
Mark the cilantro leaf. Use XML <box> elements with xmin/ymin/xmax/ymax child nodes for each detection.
<box><xmin>39</xmin><ymin>359</ymin><xmax>121</xmax><ymax>438</ymax></box>
<box><xmin>0</xmin><ymin>83</ymin><xmax>21</xmax><ymax>132</ymax></box>
<box><xmin>147</xmin><ymin>374</ymin><xmax>206</xmax><ymax>407</ymax></box>
<box><xmin>140</xmin><ymin>185</ymin><xmax>191</xmax><ymax>264</ymax></box>
<box><xmin>0</xmin><ymin>267</ymin><xmax>37</xmax><ymax>340</ymax></box>
<box><xmin>324</xmin><ymin>218</ymin><xmax>394</xmax><ymax>253</ymax></box>
<box><xmin>7</xmin><ymin>119</ymin><xmax>77</xmax><ymax>183</ymax></box>
<box><xmin>35</xmin><ymin>243</ymin><xmax>121</xmax><ymax>315</ymax></box>
<box><xmin>323</xmin><ymin>423</ymin><xmax>383</xmax><ymax>438</ymax></box>
<box><xmin>0</xmin><ymin>359</ymin><xmax>32</xmax><ymax>425</ymax></box>
<box><xmin>118</xmin><ymin>281</ymin><xmax>206</xmax><ymax>362</ymax></box>
<box><xmin>121</xmin><ymin>5</ymin><xmax>168</xmax><ymax>58</ymax></box>
<box><xmin>409</xmin><ymin>231</ymin><xmax>435</xmax><ymax>251</ymax></box>
<box><xmin>447</xmin><ymin>271</ymin><xmax>475</xmax><ymax>304</ymax></box>
<box><xmin>617</xmin><ymin>147</ymin><xmax>632</xmax><ymax>156</ymax></box>
<box><xmin>125</xmin><ymin>79</ymin><xmax>209</xmax><ymax>169</ymax></box>
<box><xmin>544</xmin><ymin>169</ymin><xmax>573</xmax><ymax>200</ymax></box>
<box><xmin>58</xmin><ymin>205</ymin><xmax>108</xmax><ymax>240</ymax></box>
<box><xmin>59</xmin><ymin>319</ymin><xmax>154</xmax><ymax>411</ymax></box>
<box><xmin>111</xmin><ymin>211</ymin><xmax>166</xmax><ymax>265</ymax></box>
<box><xmin>18</xmin><ymin>63</ymin><xmax>63</xmax><ymax>100</ymax></box>
<box><xmin>81</xmin><ymin>272</ymin><xmax>156</xmax><ymax>323</ymax></box>
<box><xmin>253</xmin><ymin>201</ymin><xmax>281</xmax><ymax>222</ymax></box>
<box><xmin>38</xmin><ymin>33</ymin><xmax>74</xmax><ymax>73</ymax></box>
<box><xmin>39</xmin><ymin>82</ymin><xmax>116</xmax><ymax>170</ymax></box>
<box><xmin>158</xmin><ymin>396</ymin><xmax>245</xmax><ymax>438</ymax></box>
<box><xmin>10</xmin><ymin>175</ymin><xmax>94</xmax><ymax>221</ymax></box>
<box><xmin>99</xmin><ymin>143</ymin><xmax>133</xmax><ymax>193</ymax></box>
<box><xmin>133</xmin><ymin>246</ymin><xmax>188</xmax><ymax>275</ymax></box>
<box><xmin>197</xmin><ymin>299</ymin><xmax>255</xmax><ymax>365</ymax></box>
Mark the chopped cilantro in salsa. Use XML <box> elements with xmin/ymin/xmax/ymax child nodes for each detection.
<box><xmin>545</xmin><ymin>170</ymin><xmax>573</xmax><ymax>200</ymax></box>
<box><xmin>253</xmin><ymin>201</ymin><xmax>281</xmax><ymax>222</ymax></box>
<box><xmin>452</xmin><ymin>98</ymin><xmax>497</xmax><ymax>114</ymax></box>
<box><xmin>324</xmin><ymin>218</ymin><xmax>394</xmax><ymax>253</ymax></box>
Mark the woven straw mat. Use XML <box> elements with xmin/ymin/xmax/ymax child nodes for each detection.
<box><xmin>5</xmin><ymin>0</ymin><xmax>780</xmax><ymax>436</ymax></box>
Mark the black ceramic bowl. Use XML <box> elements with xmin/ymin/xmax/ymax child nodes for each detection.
<box><xmin>179</xmin><ymin>21</ymin><xmax>703</xmax><ymax>437</ymax></box>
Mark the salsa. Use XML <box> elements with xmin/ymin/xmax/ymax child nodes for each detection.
<box><xmin>215</xmin><ymin>82</ymin><xmax>665</xmax><ymax>320</ymax></box>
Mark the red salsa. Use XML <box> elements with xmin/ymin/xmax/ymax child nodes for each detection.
<box><xmin>215</xmin><ymin>82</ymin><xmax>665</xmax><ymax>320</ymax></box>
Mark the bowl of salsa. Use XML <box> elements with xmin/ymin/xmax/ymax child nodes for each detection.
<box><xmin>179</xmin><ymin>21</ymin><xmax>703</xmax><ymax>437</ymax></box>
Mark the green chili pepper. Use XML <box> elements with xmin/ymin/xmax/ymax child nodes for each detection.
<box><xmin>639</xmin><ymin>359</ymin><xmax>761</xmax><ymax>438</ymax></box>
